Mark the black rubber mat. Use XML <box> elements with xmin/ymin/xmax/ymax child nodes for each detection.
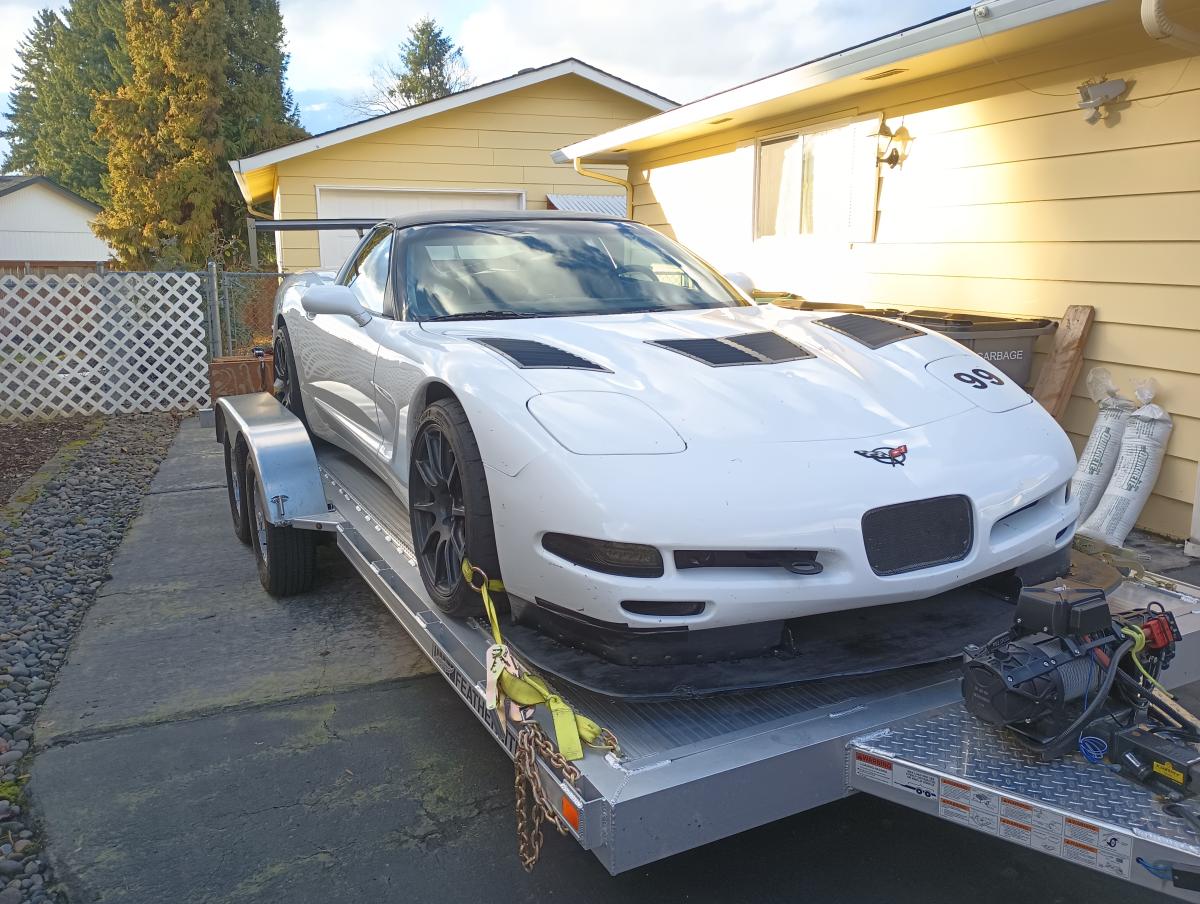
<box><xmin>505</xmin><ymin>582</ymin><xmax>1019</xmax><ymax>701</ymax></box>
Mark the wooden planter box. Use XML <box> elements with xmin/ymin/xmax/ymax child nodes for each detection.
<box><xmin>209</xmin><ymin>353</ymin><xmax>274</xmax><ymax>403</ymax></box>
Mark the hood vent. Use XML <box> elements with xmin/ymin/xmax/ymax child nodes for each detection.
<box><xmin>817</xmin><ymin>313</ymin><xmax>922</xmax><ymax>349</ymax></box>
<box><xmin>473</xmin><ymin>337</ymin><xmax>609</xmax><ymax>371</ymax></box>
<box><xmin>648</xmin><ymin>332</ymin><xmax>813</xmax><ymax>367</ymax></box>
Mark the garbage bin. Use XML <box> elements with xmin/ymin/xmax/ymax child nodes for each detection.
<box><xmin>893</xmin><ymin>310</ymin><xmax>1056</xmax><ymax>386</ymax></box>
<box><xmin>760</xmin><ymin>296</ymin><xmax>1056</xmax><ymax>387</ymax></box>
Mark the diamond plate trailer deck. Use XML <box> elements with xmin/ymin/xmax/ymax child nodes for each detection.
<box><xmin>216</xmin><ymin>392</ymin><xmax>1200</xmax><ymax>896</ymax></box>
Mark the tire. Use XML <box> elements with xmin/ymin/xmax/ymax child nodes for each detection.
<box><xmin>274</xmin><ymin>324</ymin><xmax>309</xmax><ymax>429</ymax></box>
<box><xmin>408</xmin><ymin>398</ymin><xmax>503</xmax><ymax>618</ymax></box>
<box><xmin>246</xmin><ymin>459</ymin><xmax>316</xmax><ymax>597</ymax></box>
<box><xmin>224</xmin><ymin>434</ymin><xmax>251</xmax><ymax>545</ymax></box>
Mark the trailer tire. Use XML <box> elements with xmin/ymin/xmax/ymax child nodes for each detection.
<box><xmin>408</xmin><ymin>398</ymin><xmax>503</xmax><ymax>618</ymax></box>
<box><xmin>245</xmin><ymin>459</ymin><xmax>316</xmax><ymax>597</ymax></box>
<box><xmin>224</xmin><ymin>434</ymin><xmax>251</xmax><ymax>545</ymax></box>
<box><xmin>274</xmin><ymin>325</ymin><xmax>309</xmax><ymax>429</ymax></box>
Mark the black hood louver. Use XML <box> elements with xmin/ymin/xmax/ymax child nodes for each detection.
<box><xmin>473</xmin><ymin>337</ymin><xmax>609</xmax><ymax>371</ymax></box>
<box><xmin>816</xmin><ymin>313</ymin><xmax>922</xmax><ymax>349</ymax></box>
<box><xmin>648</xmin><ymin>332</ymin><xmax>813</xmax><ymax>367</ymax></box>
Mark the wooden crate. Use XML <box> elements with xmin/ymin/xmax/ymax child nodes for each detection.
<box><xmin>209</xmin><ymin>353</ymin><xmax>273</xmax><ymax>402</ymax></box>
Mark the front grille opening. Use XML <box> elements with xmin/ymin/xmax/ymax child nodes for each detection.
<box><xmin>674</xmin><ymin>549</ymin><xmax>822</xmax><ymax>575</ymax></box>
<box><xmin>861</xmin><ymin>495</ymin><xmax>973</xmax><ymax>576</ymax></box>
<box><xmin>620</xmin><ymin>600</ymin><xmax>706</xmax><ymax>617</ymax></box>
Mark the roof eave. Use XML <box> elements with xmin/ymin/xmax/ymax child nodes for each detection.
<box><xmin>230</xmin><ymin>58</ymin><xmax>676</xmax><ymax>175</ymax></box>
<box><xmin>0</xmin><ymin>175</ymin><xmax>102</xmax><ymax>212</ymax></box>
<box><xmin>555</xmin><ymin>0</ymin><xmax>1109</xmax><ymax>163</ymax></box>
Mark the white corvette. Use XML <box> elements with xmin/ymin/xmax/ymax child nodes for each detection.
<box><xmin>274</xmin><ymin>211</ymin><xmax>1078</xmax><ymax>664</ymax></box>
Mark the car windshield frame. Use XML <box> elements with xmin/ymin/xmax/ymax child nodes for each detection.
<box><xmin>393</xmin><ymin>219</ymin><xmax>748</xmax><ymax>322</ymax></box>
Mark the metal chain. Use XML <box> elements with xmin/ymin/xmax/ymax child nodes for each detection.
<box><xmin>514</xmin><ymin>723</ymin><xmax>582</xmax><ymax>871</ymax></box>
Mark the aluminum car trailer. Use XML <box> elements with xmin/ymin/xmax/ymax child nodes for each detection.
<box><xmin>215</xmin><ymin>391</ymin><xmax>1200</xmax><ymax>898</ymax></box>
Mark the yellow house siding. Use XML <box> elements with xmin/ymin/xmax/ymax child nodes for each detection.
<box><xmin>274</xmin><ymin>74</ymin><xmax>659</xmax><ymax>270</ymax></box>
<box><xmin>628</xmin><ymin>50</ymin><xmax>1200</xmax><ymax>538</ymax></box>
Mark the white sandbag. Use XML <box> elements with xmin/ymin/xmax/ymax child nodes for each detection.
<box><xmin>1077</xmin><ymin>378</ymin><xmax>1173</xmax><ymax>548</ymax></box>
<box><xmin>1069</xmin><ymin>368</ymin><xmax>1135</xmax><ymax>522</ymax></box>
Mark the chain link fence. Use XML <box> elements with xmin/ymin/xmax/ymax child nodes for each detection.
<box><xmin>207</xmin><ymin>264</ymin><xmax>282</xmax><ymax>358</ymax></box>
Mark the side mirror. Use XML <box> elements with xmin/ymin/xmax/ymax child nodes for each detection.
<box><xmin>723</xmin><ymin>271</ymin><xmax>755</xmax><ymax>300</ymax></box>
<box><xmin>301</xmin><ymin>284</ymin><xmax>371</xmax><ymax>325</ymax></box>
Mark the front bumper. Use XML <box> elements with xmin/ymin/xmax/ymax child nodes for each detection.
<box><xmin>488</xmin><ymin>403</ymin><xmax>1078</xmax><ymax>637</ymax></box>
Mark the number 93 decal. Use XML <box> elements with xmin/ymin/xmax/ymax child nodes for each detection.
<box><xmin>953</xmin><ymin>368</ymin><xmax>1004</xmax><ymax>390</ymax></box>
<box><xmin>927</xmin><ymin>355</ymin><xmax>1031</xmax><ymax>413</ymax></box>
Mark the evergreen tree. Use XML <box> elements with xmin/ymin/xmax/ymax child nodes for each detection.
<box><xmin>92</xmin><ymin>0</ymin><xmax>305</xmax><ymax>268</ymax></box>
<box><xmin>7</xmin><ymin>0</ymin><xmax>306</xmax><ymax>266</ymax></box>
<box><xmin>355</xmin><ymin>17</ymin><xmax>472</xmax><ymax>115</ymax></box>
<box><xmin>218</xmin><ymin>0</ymin><xmax>306</xmax><ymax>233</ymax></box>
<box><xmin>93</xmin><ymin>0</ymin><xmax>226</xmax><ymax>268</ymax></box>
<box><xmin>1</xmin><ymin>9</ymin><xmax>61</xmax><ymax>175</ymax></box>
<box><xmin>36</xmin><ymin>0</ymin><xmax>127</xmax><ymax>202</ymax></box>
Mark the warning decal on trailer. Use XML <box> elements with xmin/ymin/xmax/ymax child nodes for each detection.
<box><xmin>849</xmin><ymin>749</ymin><xmax>1132</xmax><ymax>880</ymax></box>
<box><xmin>854</xmin><ymin>751</ymin><xmax>893</xmax><ymax>786</ymax></box>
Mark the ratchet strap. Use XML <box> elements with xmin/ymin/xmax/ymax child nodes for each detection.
<box><xmin>461</xmin><ymin>557</ymin><xmax>612</xmax><ymax>761</ymax></box>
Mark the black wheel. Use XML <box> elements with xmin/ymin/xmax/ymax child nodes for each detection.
<box><xmin>274</xmin><ymin>325</ymin><xmax>309</xmax><ymax>428</ymax></box>
<box><xmin>408</xmin><ymin>399</ymin><xmax>503</xmax><ymax>617</ymax></box>
<box><xmin>246</xmin><ymin>459</ymin><xmax>316</xmax><ymax>597</ymax></box>
<box><xmin>224</xmin><ymin>434</ymin><xmax>251</xmax><ymax>545</ymax></box>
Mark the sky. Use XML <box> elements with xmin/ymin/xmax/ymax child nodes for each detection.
<box><xmin>1</xmin><ymin>0</ymin><xmax>964</xmax><ymax>160</ymax></box>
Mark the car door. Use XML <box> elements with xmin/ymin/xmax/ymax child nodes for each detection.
<box><xmin>304</xmin><ymin>226</ymin><xmax>393</xmax><ymax>458</ymax></box>
<box><xmin>370</xmin><ymin>229</ymin><xmax>434</xmax><ymax>497</ymax></box>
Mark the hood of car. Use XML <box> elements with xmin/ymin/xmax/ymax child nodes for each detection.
<box><xmin>422</xmin><ymin>305</ymin><xmax>985</xmax><ymax>444</ymax></box>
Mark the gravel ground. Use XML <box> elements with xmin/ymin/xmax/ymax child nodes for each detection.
<box><xmin>0</xmin><ymin>413</ymin><xmax>180</xmax><ymax>904</ymax></box>
<box><xmin>0</xmin><ymin>420</ymin><xmax>96</xmax><ymax>505</ymax></box>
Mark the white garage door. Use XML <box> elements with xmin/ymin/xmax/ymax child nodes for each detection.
<box><xmin>316</xmin><ymin>188</ymin><xmax>524</xmax><ymax>270</ymax></box>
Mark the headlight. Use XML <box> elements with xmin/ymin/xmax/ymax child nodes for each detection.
<box><xmin>542</xmin><ymin>532</ymin><xmax>664</xmax><ymax>578</ymax></box>
<box><xmin>527</xmin><ymin>391</ymin><xmax>684</xmax><ymax>455</ymax></box>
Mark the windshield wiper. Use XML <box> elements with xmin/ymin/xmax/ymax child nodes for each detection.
<box><xmin>423</xmin><ymin>310</ymin><xmax>542</xmax><ymax>321</ymax></box>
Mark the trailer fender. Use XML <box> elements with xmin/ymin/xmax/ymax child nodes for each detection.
<box><xmin>213</xmin><ymin>392</ymin><xmax>328</xmax><ymax>525</ymax></box>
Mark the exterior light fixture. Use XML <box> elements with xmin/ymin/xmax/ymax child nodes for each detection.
<box><xmin>873</xmin><ymin>122</ymin><xmax>912</xmax><ymax>168</ymax></box>
<box><xmin>1077</xmin><ymin>78</ymin><xmax>1128</xmax><ymax>124</ymax></box>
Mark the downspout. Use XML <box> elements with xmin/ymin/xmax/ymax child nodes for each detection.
<box><xmin>573</xmin><ymin>158</ymin><xmax>634</xmax><ymax>219</ymax></box>
<box><xmin>1140</xmin><ymin>0</ymin><xmax>1200</xmax><ymax>554</ymax></box>
<box><xmin>1141</xmin><ymin>0</ymin><xmax>1200</xmax><ymax>51</ymax></box>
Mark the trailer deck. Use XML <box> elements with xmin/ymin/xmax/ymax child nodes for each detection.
<box><xmin>216</xmin><ymin>392</ymin><xmax>1200</xmax><ymax>897</ymax></box>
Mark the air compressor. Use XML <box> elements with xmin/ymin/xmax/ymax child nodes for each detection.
<box><xmin>961</xmin><ymin>584</ymin><xmax>1191</xmax><ymax>769</ymax></box>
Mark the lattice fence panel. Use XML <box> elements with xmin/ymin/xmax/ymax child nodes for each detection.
<box><xmin>0</xmin><ymin>271</ymin><xmax>210</xmax><ymax>421</ymax></box>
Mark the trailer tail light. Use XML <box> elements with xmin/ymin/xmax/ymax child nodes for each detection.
<box><xmin>561</xmin><ymin>794</ymin><xmax>581</xmax><ymax>833</ymax></box>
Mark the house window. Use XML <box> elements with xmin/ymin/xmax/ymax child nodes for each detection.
<box><xmin>755</xmin><ymin>119</ymin><xmax>878</xmax><ymax>242</ymax></box>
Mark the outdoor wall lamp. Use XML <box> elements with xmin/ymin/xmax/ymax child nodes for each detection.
<box><xmin>873</xmin><ymin>122</ymin><xmax>912</xmax><ymax>168</ymax></box>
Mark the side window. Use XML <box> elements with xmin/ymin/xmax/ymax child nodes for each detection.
<box><xmin>345</xmin><ymin>228</ymin><xmax>393</xmax><ymax>316</ymax></box>
<box><xmin>754</xmin><ymin>119</ymin><xmax>879</xmax><ymax>242</ymax></box>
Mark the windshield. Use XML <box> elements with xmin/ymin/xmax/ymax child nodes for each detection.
<box><xmin>401</xmin><ymin>220</ymin><xmax>746</xmax><ymax>320</ymax></box>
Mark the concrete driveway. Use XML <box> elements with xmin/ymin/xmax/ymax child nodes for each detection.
<box><xmin>32</xmin><ymin>418</ymin><xmax>1171</xmax><ymax>903</ymax></box>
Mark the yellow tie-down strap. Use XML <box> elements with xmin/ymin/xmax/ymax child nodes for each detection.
<box><xmin>461</xmin><ymin>558</ymin><xmax>612</xmax><ymax>761</ymax></box>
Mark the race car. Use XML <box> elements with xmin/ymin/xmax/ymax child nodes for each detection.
<box><xmin>272</xmin><ymin>210</ymin><xmax>1079</xmax><ymax>664</ymax></box>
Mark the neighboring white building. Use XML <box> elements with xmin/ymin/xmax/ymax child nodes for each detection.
<box><xmin>0</xmin><ymin>175</ymin><xmax>114</xmax><ymax>275</ymax></box>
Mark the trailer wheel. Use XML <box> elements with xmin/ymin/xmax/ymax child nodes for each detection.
<box><xmin>408</xmin><ymin>398</ymin><xmax>503</xmax><ymax>618</ymax></box>
<box><xmin>245</xmin><ymin>459</ymin><xmax>316</xmax><ymax>597</ymax></box>
<box><xmin>223</xmin><ymin>434</ymin><xmax>251</xmax><ymax>545</ymax></box>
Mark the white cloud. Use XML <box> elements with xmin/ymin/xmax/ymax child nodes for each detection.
<box><xmin>302</xmin><ymin>101</ymin><xmax>328</xmax><ymax>112</ymax></box>
<box><xmin>0</xmin><ymin>1</ymin><xmax>67</xmax><ymax>95</ymax></box>
<box><xmin>458</xmin><ymin>0</ymin><xmax>959</xmax><ymax>104</ymax></box>
<box><xmin>280</xmin><ymin>0</ymin><xmax>435</xmax><ymax>94</ymax></box>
